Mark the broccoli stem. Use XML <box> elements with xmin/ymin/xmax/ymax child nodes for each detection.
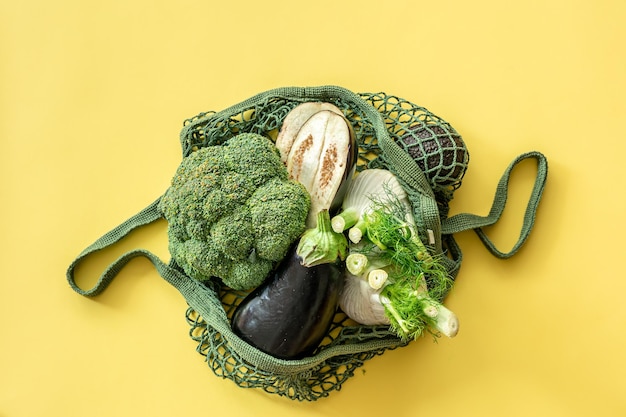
<box><xmin>331</xmin><ymin>208</ymin><xmax>361</xmax><ymax>233</ymax></box>
<box><xmin>296</xmin><ymin>210</ymin><xmax>348</xmax><ymax>267</ymax></box>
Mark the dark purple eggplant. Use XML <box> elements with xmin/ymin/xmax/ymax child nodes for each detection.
<box><xmin>231</xmin><ymin>244</ymin><xmax>344</xmax><ymax>360</ymax></box>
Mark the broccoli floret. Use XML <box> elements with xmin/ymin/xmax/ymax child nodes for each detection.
<box><xmin>248</xmin><ymin>177</ymin><xmax>312</xmax><ymax>261</ymax></box>
<box><xmin>158</xmin><ymin>133</ymin><xmax>310</xmax><ymax>290</ymax></box>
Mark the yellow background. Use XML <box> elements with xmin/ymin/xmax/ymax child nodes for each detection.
<box><xmin>2</xmin><ymin>0</ymin><xmax>625</xmax><ymax>415</ymax></box>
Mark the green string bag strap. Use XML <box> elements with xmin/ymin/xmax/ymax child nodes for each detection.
<box><xmin>66</xmin><ymin>197</ymin><xmax>232</xmax><ymax>328</ymax></box>
<box><xmin>66</xmin><ymin>198</ymin><xmax>163</xmax><ymax>296</ymax></box>
<box><xmin>65</xmin><ymin>198</ymin><xmax>196</xmax><ymax>296</ymax></box>
<box><xmin>441</xmin><ymin>151</ymin><xmax>548</xmax><ymax>259</ymax></box>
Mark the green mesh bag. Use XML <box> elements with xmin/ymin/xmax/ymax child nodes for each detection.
<box><xmin>67</xmin><ymin>86</ymin><xmax>548</xmax><ymax>401</ymax></box>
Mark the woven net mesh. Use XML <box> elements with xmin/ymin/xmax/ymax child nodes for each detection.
<box><xmin>363</xmin><ymin>93</ymin><xmax>469</xmax><ymax>218</ymax></box>
<box><xmin>185</xmin><ymin>280</ymin><xmax>397</xmax><ymax>401</ymax></box>
<box><xmin>177</xmin><ymin>87</ymin><xmax>469</xmax><ymax>401</ymax></box>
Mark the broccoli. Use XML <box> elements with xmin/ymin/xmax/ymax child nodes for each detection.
<box><xmin>158</xmin><ymin>133</ymin><xmax>311</xmax><ymax>290</ymax></box>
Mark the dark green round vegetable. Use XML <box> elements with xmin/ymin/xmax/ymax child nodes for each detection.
<box><xmin>397</xmin><ymin>124</ymin><xmax>469</xmax><ymax>189</ymax></box>
<box><xmin>231</xmin><ymin>245</ymin><xmax>344</xmax><ymax>360</ymax></box>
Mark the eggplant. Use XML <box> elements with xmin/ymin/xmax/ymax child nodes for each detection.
<box><xmin>275</xmin><ymin>101</ymin><xmax>346</xmax><ymax>164</ymax></box>
<box><xmin>276</xmin><ymin>103</ymin><xmax>358</xmax><ymax>227</ymax></box>
<box><xmin>231</xmin><ymin>245</ymin><xmax>344</xmax><ymax>360</ymax></box>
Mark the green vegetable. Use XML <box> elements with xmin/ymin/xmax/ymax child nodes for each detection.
<box><xmin>334</xmin><ymin>169</ymin><xmax>458</xmax><ymax>340</ymax></box>
<box><xmin>358</xmin><ymin>194</ymin><xmax>457</xmax><ymax>339</ymax></box>
<box><xmin>331</xmin><ymin>169</ymin><xmax>412</xmax><ymax>244</ymax></box>
<box><xmin>296</xmin><ymin>209</ymin><xmax>348</xmax><ymax>267</ymax></box>
<box><xmin>379</xmin><ymin>265</ymin><xmax>458</xmax><ymax>340</ymax></box>
<box><xmin>158</xmin><ymin>133</ymin><xmax>311</xmax><ymax>290</ymax></box>
<box><xmin>339</xmin><ymin>272</ymin><xmax>389</xmax><ymax>326</ymax></box>
<box><xmin>345</xmin><ymin>244</ymin><xmax>390</xmax><ymax>289</ymax></box>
